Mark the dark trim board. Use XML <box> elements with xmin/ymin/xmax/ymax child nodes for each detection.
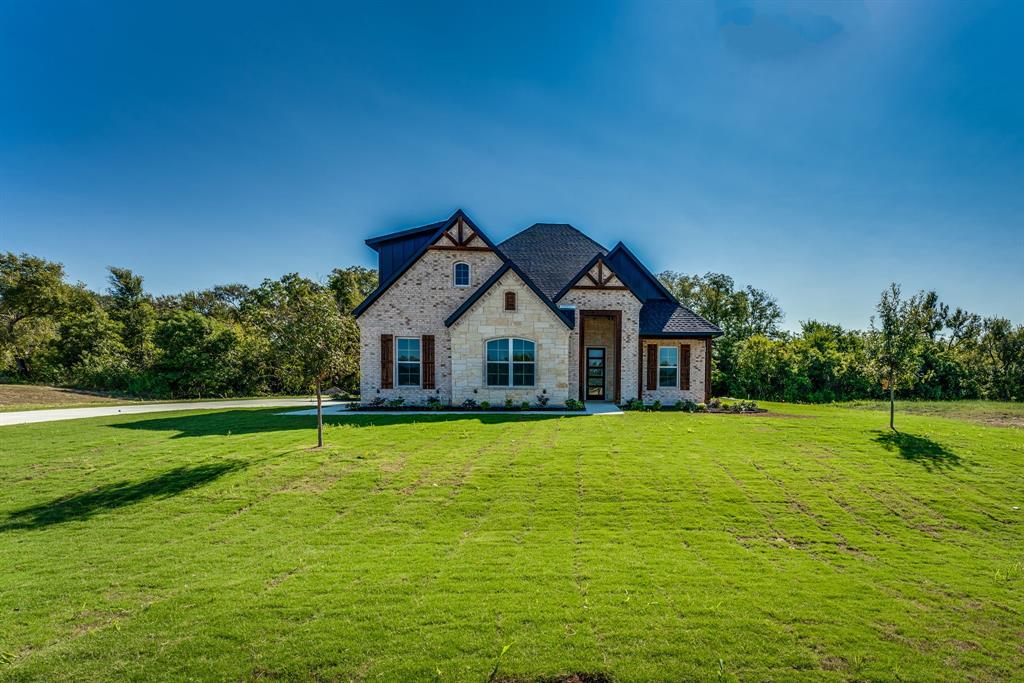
<box><xmin>444</xmin><ymin>262</ymin><xmax>574</xmax><ymax>329</ymax></box>
<box><xmin>639</xmin><ymin>332</ymin><xmax>719</xmax><ymax>339</ymax></box>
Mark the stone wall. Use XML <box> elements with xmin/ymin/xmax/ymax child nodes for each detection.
<box><xmin>357</xmin><ymin>247</ymin><xmax>503</xmax><ymax>404</ymax></box>
<box><xmin>639</xmin><ymin>337</ymin><xmax>708</xmax><ymax>404</ymax></box>
<box><xmin>449</xmin><ymin>270</ymin><xmax>571</xmax><ymax>405</ymax></box>
<box><xmin>558</xmin><ymin>288</ymin><xmax>642</xmax><ymax>403</ymax></box>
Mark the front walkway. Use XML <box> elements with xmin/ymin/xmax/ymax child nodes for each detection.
<box><xmin>280</xmin><ymin>400</ymin><xmax>624</xmax><ymax>417</ymax></box>
<box><xmin>0</xmin><ymin>398</ymin><xmax>351</xmax><ymax>427</ymax></box>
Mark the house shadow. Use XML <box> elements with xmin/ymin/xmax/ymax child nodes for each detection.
<box><xmin>107</xmin><ymin>409</ymin><xmax>577</xmax><ymax>439</ymax></box>
<box><xmin>872</xmin><ymin>430</ymin><xmax>962</xmax><ymax>471</ymax></box>
<box><xmin>1</xmin><ymin>460</ymin><xmax>245</xmax><ymax>531</ymax></box>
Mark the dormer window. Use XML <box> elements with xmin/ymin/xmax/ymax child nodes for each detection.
<box><xmin>453</xmin><ymin>262</ymin><xmax>470</xmax><ymax>287</ymax></box>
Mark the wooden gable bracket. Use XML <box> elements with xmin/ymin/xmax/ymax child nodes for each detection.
<box><xmin>431</xmin><ymin>216</ymin><xmax>487</xmax><ymax>251</ymax></box>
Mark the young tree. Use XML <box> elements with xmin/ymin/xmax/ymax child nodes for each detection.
<box><xmin>868</xmin><ymin>284</ymin><xmax>926</xmax><ymax>430</ymax></box>
<box><xmin>259</xmin><ymin>275</ymin><xmax>356</xmax><ymax>448</ymax></box>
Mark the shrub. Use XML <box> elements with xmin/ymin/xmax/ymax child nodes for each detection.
<box><xmin>368</xmin><ymin>396</ymin><xmax>386</xmax><ymax>408</ymax></box>
<box><xmin>426</xmin><ymin>396</ymin><xmax>444</xmax><ymax>411</ymax></box>
<box><xmin>565</xmin><ymin>398</ymin><xmax>584</xmax><ymax>411</ymax></box>
<box><xmin>385</xmin><ymin>397</ymin><xmax>405</xmax><ymax>409</ymax></box>
<box><xmin>479</xmin><ymin>400</ymin><xmax>490</xmax><ymax>410</ymax></box>
<box><xmin>535</xmin><ymin>393</ymin><xmax>550</xmax><ymax>408</ymax></box>
<box><xmin>708</xmin><ymin>397</ymin><xmax>723</xmax><ymax>410</ymax></box>
<box><xmin>521</xmin><ymin>401</ymin><xmax>531</xmax><ymax>410</ymax></box>
<box><xmin>460</xmin><ymin>398</ymin><xmax>479</xmax><ymax>410</ymax></box>
<box><xmin>695</xmin><ymin>402</ymin><xmax>708</xmax><ymax>412</ymax></box>
<box><xmin>679</xmin><ymin>400</ymin><xmax>698</xmax><ymax>413</ymax></box>
<box><xmin>651</xmin><ymin>400</ymin><xmax>662</xmax><ymax>412</ymax></box>
<box><xmin>504</xmin><ymin>397</ymin><xmax>515</xmax><ymax>409</ymax></box>
<box><xmin>624</xmin><ymin>399</ymin><xmax>644</xmax><ymax>411</ymax></box>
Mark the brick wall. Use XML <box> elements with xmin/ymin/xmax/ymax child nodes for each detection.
<box><xmin>639</xmin><ymin>337</ymin><xmax>707</xmax><ymax>404</ymax></box>
<box><xmin>558</xmin><ymin>289</ymin><xmax>642</xmax><ymax>402</ymax></box>
<box><xmin>357</xmin><ymin>248</ymin><xmax>503</xmax><ymax>404</ymax></box>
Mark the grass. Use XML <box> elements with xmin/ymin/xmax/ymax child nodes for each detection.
<box><xmin>0</xmin><ymin>384</ymin><xmax>325</xmax><ymax>412</ymax></box>
<box><xmin>844</xmin><ymin>399</ymin><xmax>1024</xmax><ymax>429</ymax></box>
<box><xmin>0</xmin><ymin>403</ymin><xmax>1022</xmax><ymax>681</ymax></box>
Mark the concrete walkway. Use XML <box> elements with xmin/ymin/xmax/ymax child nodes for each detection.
<box><xmin>0</xmin><ymin>398</ymin><xmax>351</xmax><ymax>427</ymax></box>
<box><xmin>280</xmin><ymin>400</ymin><xmax>624</xmax><ymax>417</ymax></box>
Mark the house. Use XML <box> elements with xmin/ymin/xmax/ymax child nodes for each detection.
<box><xmin>353</xmin><ymin>210</ymin><xmax>722</xmax><ymax>407</ymax></box>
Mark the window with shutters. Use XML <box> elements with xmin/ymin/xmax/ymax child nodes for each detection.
<box><xmin>504</xmin><ymin>291</ymin><xmax>517</xmax><ymax>311</ymax></box>
<box><xmin>396</xmin><ymin>337</ymin><xmax>421</xmax><ymax>387</ymax></box>
<box><xmin>658</xmin><ymin>346</ymin><xmax>678</xmax><ymax>388</ymax></box>
<box><xmin>486</xmin><ymin>338</ymin><xmax>535</xmax><ymax>387</ymax></box>
<box><xmin>453</xmin><ymin>262</ymin><xmax>470</xmax><ymax>287</ymax></box>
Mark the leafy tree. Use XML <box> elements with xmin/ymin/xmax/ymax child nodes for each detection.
<box><xmin>979</xmin><ymin>318</ymin><xmax>1024</xmax><ymax>401</ymax></box>
<box><xmin>868</xmin><ymin>284</ymin><xmax>927</xmax><ymax>430</ymax></box>
<box><xmin>328</xmin><ymin>266</ymin><xmax>378</xmax><ymax>312</ymax></box>
<box><xmin>254</xmin><ymin>274</ymin><xmax>358</xmax><ymax>447</ymax></box>
<box><xmin>106</xmin><ymin>266</ymin><xmax>156</xmax><ymax>369</ymax></box>
<box><xmin>152</xmin><ymin>311</ymin><xmax>241</xmax><ymax>398</ymax></box>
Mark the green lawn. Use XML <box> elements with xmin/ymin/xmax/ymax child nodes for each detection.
<box><xmin>1</xmin><ymin>404</ymin><xmax>1022</xmax><ymax>682</ymax></box>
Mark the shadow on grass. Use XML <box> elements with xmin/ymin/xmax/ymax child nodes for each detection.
<box><xmin>108</xmin><ymin>409</ymin><xmax>575</xmax><ymax>439</ymax></box>
<box><xmin>1</xmin><ymin>460</ymin><xmax>245</xmax><ymax>531</ymax></box>
<box><xmin>872</xmin><ymin>430</ymin><xmax>962</xmax><ymax>471</ymax></box>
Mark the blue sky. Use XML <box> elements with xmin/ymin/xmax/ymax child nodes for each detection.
<box><xmin>3</xmin><ymin>0</ymin><xmax>1022</xmax><ymax>330</ymax></box>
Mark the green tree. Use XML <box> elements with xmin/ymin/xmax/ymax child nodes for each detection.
<box><xmin>106</xmin><ymin>266</ymin><xmax>156</xmax><ymax>369</ymax></box>
<box><xmin>868</xmin><ymin>284</ymin><xmax>927</xmax><ymax>430</ymax></box>
<box><xmin>152</xmin><ymin>311</ymin><xmax>241</xmax><ymax>398</ymax></box>
<box><xmin>327</xmin><ymin>266</ymin><xmax>378</xmax><ymax>313</ymax></box>
<box><xmin>255</xmin><ymin>275</ymin><xmax>358</xmax><ymax>447</ymax></box>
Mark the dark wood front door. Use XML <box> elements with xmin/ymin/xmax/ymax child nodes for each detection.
<box><xmin>586</xmin><ymin>347</ymin><xmax>606</xmax><ymax>400</ymax></box>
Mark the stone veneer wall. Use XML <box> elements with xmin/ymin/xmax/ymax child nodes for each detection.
<box><xmin>639</xmin><ymin>338</ymin><xmax>708</xmax><ymax>404</ymax></box>
<box><xmin>557</xmin><ymin>288</ymin><xmax>642</xmax><ymax>403</ymax></box>
<box><xmin>449</xmin><ymin>270</ymin><xmax>571</xmax><ymax>405</ymax></box>
<box><xmin>357</xmin><ymin>248</ymin><xmax>503</xmax><ymax>404</ymax></box>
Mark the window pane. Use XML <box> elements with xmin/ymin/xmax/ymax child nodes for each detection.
<box><xmin>659</xmin><ymin>367</ymin><xmax>676</xmax><ymax>387</ymax></box>
<box><xmin>487</xmin><ymin>362</ymin><xmax>509</xmax><ymax>386</ymax></box>
<box><xmin>512</xmin><ymin>339</ymin><xmax>535</xmax><ymax>362</ymax></box>
<box><xmin>397</xmin><ymin>338</ymin><xmax>420</xmax><ymax>362</ymax></box>
<box><xmin>487</xmin><ymin>339</ymin><xmax>509</xmax><ymax>362</ymax></box>
<box><xmin>659</xmin><ymin>347</ymin><xmax>677</xmax><ymax>368</ymax></box>
<box><xmin>512</xmin><ymin>362</ymin><xmax>535</xmax><ymax>387</ymax></box>
<box><xmin>454</xmin><ymin>263</ymin><xmax>469</xmax><ymax>286</ymax></box>
<box><xmin>398</xmin><ymin>362</ymin><xmax>420</xmax><ymax>387</ymax></box>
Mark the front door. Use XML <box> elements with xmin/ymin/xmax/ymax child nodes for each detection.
<box><xmin>586</xmin><ymin>347</ymin><xmax>606</xmax><ymax>400</ymax></box>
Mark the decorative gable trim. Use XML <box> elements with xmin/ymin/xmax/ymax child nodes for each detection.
<box><xmin>444</xmin><ymin>262</ymin><xmax>573</xmax><ymax>329</ymax></box>
<box><xmin>353</xmin><ymin>210</ymin><xmax>502</xmax><ymax>318</ymax></box>
<box><xmin>552</xmin><ymin>253</ymin><xmax>639</xmax><ymax>303</ymax></box>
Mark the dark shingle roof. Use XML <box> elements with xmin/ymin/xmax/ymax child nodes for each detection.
<box><xmin>498</xmin><ymin>223</ymin><xmax>607</xmax><ymax>299</ymax></box>
<box><xmin>640</xmin><ymin>301</ymin><xmax>722</xmax><ymax>337</ymax></box>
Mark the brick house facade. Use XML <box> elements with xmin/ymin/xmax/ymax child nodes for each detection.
<box><xmin>353</xmin><ymin>210</ymin><xmax>721</xmax><ymax>407</ymax></box>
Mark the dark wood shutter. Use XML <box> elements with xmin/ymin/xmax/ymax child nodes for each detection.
<box><xmin>421</xmin><ymin>335</ymin><xmax>435</xmax><ymax>389</ymax></box>
<box><xmin>646</xmin><ymin>343</ymin><xmax>657</xmax><ymax>390</ymax></box>
<box><xmin>380</xmin><ymin>334</ymin><xmax>393</xmax><ymax>389</ymax></box>
<box><xmin>680</xmin><ymin>344</ymin><xmax>691</xmax><ymax>390</ymax></box>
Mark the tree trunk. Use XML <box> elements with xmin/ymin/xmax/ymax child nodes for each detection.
<box><xmin>889</xmin><ymin>382</ymin><xmax>895</xmax><ymax>431</ymax></box>
<box><xmin>315</xmin><ymin>381</ymin><xmax>324</xmax><ymax>448</ymax></box>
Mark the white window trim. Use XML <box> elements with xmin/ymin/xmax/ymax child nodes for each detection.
<box><xmin>396</xmin><ymin>336</ymin><xmax>422</xmax><ymax>387</ymax></box>
<box><xmin>453</xmin><ymin>262</ymin><xmax>471</xmax><ymax>288</ymax></box>
<box><xmin>485</xmin><ymin>337</ymin><xmax>537</xmax><ymax>388</ymax></box>
<box><xmin>658</xmin><ymin>345</ymin><xmax>678</xmax><ymax>388</ymax></box>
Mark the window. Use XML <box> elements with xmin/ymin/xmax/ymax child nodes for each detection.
<box><xmin>396</xmin><ymin>337</ymin><xmax>421</xmax><ymax>386</ymax></box>
<box><xmin>658</xmin><ymin>346</ymin><xmax>678</xmax><ymax>388</ymax></box>
<box><xmin>486</xmin><ymin>338</ymin><xmax>535</xmax><ymax>387</ymax></box>
<box><xmin>504</xmin><ymin>291</ymin><xmax>516</xmax><ymax>311</ymax></box>
<box><xmin>453</xmin><ymin>262</ymin><xmax>470</xmax><ymax>287</ymax></box>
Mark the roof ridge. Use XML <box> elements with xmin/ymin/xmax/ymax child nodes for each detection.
<box><xmin>499</xmin><ymin>222</ymin><xmax>608</xmax><ymax>253</ymax></box>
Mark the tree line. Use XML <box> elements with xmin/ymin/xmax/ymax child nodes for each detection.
<box><xmin>2</xmin><ymin>251</ymin><xmax>1020</xmax><ymax>405</ymax></box>
<box><xmin>658</xmin><ymin>271</ymin><xmax>1023</xmax><ymax>404</ymax></box>
<box><xmin>0</xmin><ymin>252</ymin><xmax>376</xmax><ymax>399</ymax></box>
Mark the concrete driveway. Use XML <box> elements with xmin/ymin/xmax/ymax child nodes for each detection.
<box><xmin>0</xmin><ymin>398</ymin><xmax>351</xmax><ymax>427</ymax></box>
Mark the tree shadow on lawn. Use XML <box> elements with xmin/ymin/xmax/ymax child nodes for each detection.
<box><xmin>1</xmin><ymin>460</ymin><xmax>246</xmax><ymax>531</ymax></box>
<box><xmin>107</xmin><ymin>409</ymin><xmax>575</xmax><ymax>439</ymax></box>
<box><xmin>872</xmin><ymin>430</ymin><xmax>962</xmax><ymax>471</ymax></box>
